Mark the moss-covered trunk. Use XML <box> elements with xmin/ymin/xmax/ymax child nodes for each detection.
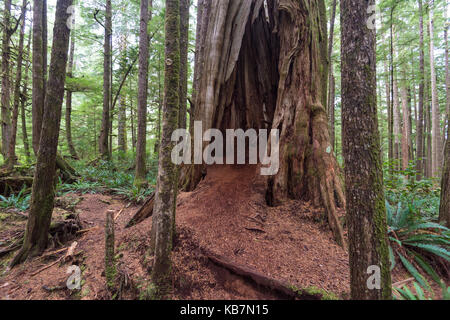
<box><xmin>32</xmin><ymin>0</ymin><xmax>47</xmax><ymax>156</ymax></box>
<box><xmin>66</xmin><ymin>25</ymin><xmax>78</xmax><ymax>160</ymax></box>
<box><xmin>440</xmin><ymin>122</ymin><xmax>450</xmax><ymax>228</ymax></box>
<box><xmin>6</xmin><ymin>0</ymin><xmax>27</xmax><ymax>169</ymax></box>
<box><xmin>135</xmin><ymin>0</ymin><xmax>151</xmax><ymax>187</ymax></box>
<box><xmin>341</xmin><ymin>0</ymin><xmax>392</xmax><ymax>300</ymax></box>
<box><xmin>1</xmin><ymin>0</ymin><xmax>12</xmax><ymax>158</ymax></box>
<box><xmin>150</xmin><ymin>0</ymin><xmax>180</xmax><ymax>299</ymax></box>
<box><xmin>99</xmin><ymin>0</ymin><xmax>112</xmax><ymax>159</ymax></box>
<box><xmin>11</xmin><ymin>0</ymin><xmax>73</xmax><ymax>267</ymax></box>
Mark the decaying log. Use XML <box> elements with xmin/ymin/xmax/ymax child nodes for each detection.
<box><xmin>125</xmin><ymin>192</ymin><xmax>155</xmax><ymax>228</ymax></box>
<box><xmin>56</xmin><ymin>154</ymin><xmax>78</xmax><ymax>183</ymax></box>
<box><xmin>204</xmin><ymin>250</ymin><xmax>326</xmax><ymax>300</ymax></box>
<box><xmin>0</xmin><ymin>176</ymin><xmax>33</xmax><ymax>195</ymax></box>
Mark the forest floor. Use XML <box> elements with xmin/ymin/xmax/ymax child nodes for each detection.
<box><xmin>0</xmin><ymin>165</ymin><xmax>437</xmax><ymax>300</ymax></box>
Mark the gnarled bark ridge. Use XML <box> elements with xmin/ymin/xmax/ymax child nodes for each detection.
<box><xmin>184</xmin><ymin>0</ymin><xmax>346</xmax><ymax>247</ymax></box>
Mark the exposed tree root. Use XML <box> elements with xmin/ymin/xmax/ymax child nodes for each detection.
<box><xmin>9</xmin><ymin>215</ymin><xmax>82</xmax><ymax>268</ymax></box>
<box><xmin>203</xmin><ymin>249</ymin><xmax>329</xmax><ymax>300</ymax></box>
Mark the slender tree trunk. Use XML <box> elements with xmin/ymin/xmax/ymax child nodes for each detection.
<box><xmin>151</xmin><ymin>0</ymin><xmax>180</xmax><ymax>299</ymax></box>
<box><xmin>1</xmin><ymin>0</ymin><xmax>12</xmax><ymax>158</ymax></box>
<box><xmin>341</xmin><ymin>0</ymin><xmax>392</xmax><ymax>300</ymax></box>
<box><xmin>99</xmin><ymin>0</ymin><xmax>112</xmax><ymax>159</ymax></box>
<box><xmin>11</xmin><ymin>0</ymin><xmax>73</xmax><ymax>267</ymax></box>
<box><xmin>429</xmin><ymin>1</ymin><xmax>442</xmax><ymax>177</ymax></box>
<box><xmin>318</xmin><ymin>0</ymin><xmax>328</xmax><ymax>110</ymax></box>
<box><xmin>117</xmin><ymin>34</ymin><xmax>128</xmax><ymax>156</ymax></box>
<box><xmin>426</xmin><ymin>80</ymin><xmax>433</xmax><ymax>179</ymax></box>
<box><xmin>154</xmin><ymin>50</ymin><xmax>162</xmax><ymax>154</ymax></box>
<box><xmin>32</xmin><ymin>0</ymin><xmax>47</xmax><ymax>156</ymax></box>
<box><xmin>440</xmin><ymin>2</ymin><xmax>449</xmax><ymax>228</ymax></box>
<box><xmin>179</xmin><ymin>0</ymin><xmax>189</xmax><ymax>131</ymax></box>
<box><xmin>385</xmin><ymin>61</ymin><xmax>393</xmax><ymax>165</ymax></box>
<box><xmin>66</xmin><ymin>23</ymin><xmax>78</xmax><ymax>159</ymax></box>
<box><xmin>393</xmin><ymin>74</ymin><xmax>401</xmax><ymax>169</ymax></box>
<box><xmin>327</xmin><ymin>0</ymin><xmax>337</xmax><ymax>149</ymax></box>
<box><xmin>401</xmin><ymin>70</ymin><xmax>411</xmax><ymax>171</ymax></box>
<box><xmin>135</xmin><ymin>0</ymin><xmax>151</xmax><ymax>187</ymax></box>
<box><xmin>417</xmin><ymin>0</ymin><xmax>425</xmax><ymax>180</ymax></box>
<box><xmin>6</xmin><ymin>0</ymin><xmax>27</xmax><ymax>169</ymax></box>
<box><xmin>440</xmin><ymin>113</ymin><xmax>450</xmax><ymax>228</ymax></box>
<box><xmin>329</xmin><ymin>74</ymin><xmax>335</xmax><ymax>149</ymax></box>
<box><xmin>21</xmin><ymin>29</ymin><xmax>32</xmax><ymax>161</ymax></box>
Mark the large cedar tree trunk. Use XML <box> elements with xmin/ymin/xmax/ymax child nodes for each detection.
<box><xmin>11</xmin><ymin>0</ymin><xmax>73</xmax><ymax>266</ymax></box>
<box><xmin>182</xmin><ymin>0</ymin><xmax>345</xmax><ymax>246</ymax></box>
<box><xmin>341</xmin><ymin>0</ymin><xmax>392</xmax><ymax>300</ymax></box>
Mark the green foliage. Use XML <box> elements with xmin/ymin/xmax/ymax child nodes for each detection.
<box><xmin>386</xmin><ymin>194</ymin><xmax>450</xmax><ymax>295</ymax></box>
<box><xmin>58</xmin><ymin>158</ymin><xmax>157</xmax><ymax>203</ymax></box>
<box><xmin>384</xmin><ymin>160</ymin><xmax>449</xmax><ymax>298</ymax></box>
<box><xmin>0</xmin><ymin>187</ymin><xmax>31</xmax><ymax>212</ymax></box>
<box><xmin>384</xmin><ymin>160</ymin><xmax>441</xmax><ymax>219</ymax></box>
<box><xmin>394</xmin><ymin>282</ymin><xmax>450</xmax><ymax>300</ymax></box>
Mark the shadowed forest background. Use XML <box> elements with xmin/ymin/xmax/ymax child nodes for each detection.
<box><xmin>0</xmin><ymin>0</ymin><xmax>449</xmax><ymax>301</ymax></box>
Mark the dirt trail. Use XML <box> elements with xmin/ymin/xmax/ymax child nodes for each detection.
<box><xmin>1</xmin><ymin>164</ymin><xmax>353</xmax><ymax>300</ymax></box>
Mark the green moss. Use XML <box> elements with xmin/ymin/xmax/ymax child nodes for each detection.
<box><xmin>290</xmin><ymin>285</ymin><xmax>339</xmax><ymax>300</ymax></box>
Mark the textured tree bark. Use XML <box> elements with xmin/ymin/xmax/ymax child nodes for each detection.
<box><xmin>117</xmin><ymin>34</ymin><xmax>128</xmax><ymax>156</ymax></box>
<box><xmin>416</xmin><ymin>0</ymin><xmax>425</xmax><ymax>180</ymax></box>
<box><xmin>135</xmin><ymin>0</ymin><xmax>151</xmax><ymax>188</ymax></box>
<box><xmin>327</xmin><ymin>0</ymin><xmax>337</xmax><ymax>148</ymax></box>
<box><xmin>32</xmin><ymin>0</ymin><xmax>47</xmax><ymax>156</ymax></box>
<box><xmin>441</xmin><ymin>3</ymin><xmax>449</xmax><ymax>227</ymax></box>
<box><xmin>440</xmin><ymin>124</ymin><xmax>450</xmax><ymax>228</ymax></box>
<box><xmin>318</xmin><ymin>0</ymin><xmax>328</xmax><ymax>111</ymax></box>
<box><xmin>1</xmin><ymin>0</ymin><xmax>12</xmax><ymax>158</ymax></box>
<box><xmin>6</xmin><ymin>0</ymin><xmax>27</xmax><ymax>169</ymax></box>
<box><xmin>99</xmin><ymin>0</ymin><xmax>112</xmax><ymax>159</ymax></box>
<box><xmin>21</xmin><ymin>29</ymin><xmax>32</xmax><ymax>161</ymax></box>
<box><xmin>401</xmin><ymin>70</ymin><xmax>411</xmax><ymax>171</ymax></box>
<box><xmin>393</xmin><ymin>70</ymin><xmax>401</xmax><ymax>170</ymax></box>
<box><xmin>151</xmin><ymin>0</ymin><xmax>180</xmax><ymax>299</ymax></box>
<box><xmin>179</xmin><ymin>0</ymin><xmax>189</xmax><ymax>131</ymax></box>
<box><xmin>341</xmin><ymin>0</ymin><xmax>392</xmax><ymax>300</ymax></box>
<box><xmin>429</xmin><ymin>1</ymin><xmax>442</xmax><ymax>177</ymax></box>
<box><xmin>10</xmin><ymin>0</ymin><xmax>73</xmax><ymax>267</ymax></box>
<box><xmin>384</xmin><ymin>60</ymin><xmax>393</xmax><ymax>165</ymax></box>
<box><xmin>182</xmin><ymin>0</ymin><xmax>345</xmax><ymax>247</ymax></box>
<box><xmin>66</xmin><ymin>24</ymin><xmax>78</xmax><ymax>160</ymax></box>
<box><xmin>445</xmin><ymin>2</ymin><xmax>449</xmax><ymax>146</ymax></box>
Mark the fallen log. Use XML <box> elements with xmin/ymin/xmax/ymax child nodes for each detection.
<box><xmin>204</xmin><ymin>250</ymin><xmax>327</xmax><ymax>300</ymax></box>
<box><xmin>125</xmin><ymin>192</ymin><xmax>155</xmax><ymax>228</ymax></box>
<box><xmin>0</xmin><ymin>176</ymin><xmax>33</xmax><ymax>195</ymax></box>
<box><xmin>56</xmin><ymin>154</ymin><xmax>79</xmax><ymax>183</ymax></box>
